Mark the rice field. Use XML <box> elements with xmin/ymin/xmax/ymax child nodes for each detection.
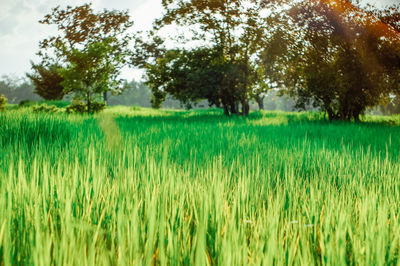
<box><xmin>0</xmin><ymin>107</ymin><xmax>400</xmax><ymax>265</ymax></box>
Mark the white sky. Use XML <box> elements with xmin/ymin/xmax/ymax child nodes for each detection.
<box><xmin>0</xmin><ymin>0</ymin><xmax>398</xmax><ymax>82</ymax></box>
<box><xmin>0</xmin><ymin>0</ymin><xmax>163</xmax><ymax>81</ymax></box>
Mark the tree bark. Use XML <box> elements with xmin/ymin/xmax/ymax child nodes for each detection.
<box><xmin>327</xmin><ymin>109</ymin><xmax>335</xmax><ymax>121</ymax></box>
<box><xmin>103</xmin><ymin>91</ymin><xmax>108</xmax><ymax>103</ymax></box>
<box><xmin>242</xmin><ymin>100</ymin><xmax>250</xmax><ymax>116</ymax></box>
<box><xmin>223</xmin><ymin>104</ymin><xmax>230</xmax><ymax>116</ymax></box>
<box><xmin>256</xmin><ymin>95</ymin><xmax>264</xmax><ymax>110</ymax></box>
<box><xmin>87</xmin><ymin>93</ymin><xmax>91</xmax><ymax>114</ymax></box>
<box><xmin>230</xmin><ymin>103</ymin><xmax>239</xmax><ymax>115</ymax></box>
<box><xmin>353</xmin><ymin>108</ymin><xmax>361</xmax><ymax>122</ymax></box>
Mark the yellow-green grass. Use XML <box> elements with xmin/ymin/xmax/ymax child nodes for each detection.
<box><xmin>0</xmin><ymin>107</ymin><xmax>400</xmax><ymax>265</ymax></box>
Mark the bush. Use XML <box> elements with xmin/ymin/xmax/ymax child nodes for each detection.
<box><xmin>0</xmin><ymin>94</ymin><xmax>7</xmax><ymax>111</ymax></box>
<box><xmin>66</xmin><ymin>100</ymin><xmax>87</xmax><ymax>114</ymax></box>
<box><xmin>32</xmin><ymin>104</ymin><xmax>62</xmax><ymax>114</ymax></box>
<box><xmin>66</xmin><ymin>100</ymin><xmax>106</xmax><ymax>114</ymax></box>
<box><xmin>27</xmin><ymin>62</ymin><xmax>65</xmax><ymax>100</ymax></box>
<box><xmin>89</xmin><ymin>102</ymin><xmax>106</xmax><ymax>113</ymax></box>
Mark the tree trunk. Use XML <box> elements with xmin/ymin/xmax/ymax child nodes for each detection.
<box><xmin>223</xmin><ymin>104</ymin><xmax>230</xmax><ymax>116</ymax></box>
<box><xmin>327</xmin><ymin>109</ymin><xmax>335</xmax><ymax>121</ymax></box>
<box><xmin>353</xmin><ymin>108</ymin><xmax>361</xmax><ymax>122</ymax></box>
<box><xmin>103</xmin><ymin>91</ymin><xmax>108</xmax><ymax>103</ymax></box>
<box><xmin>230</xmin><ymin>103</ymin><xmax>238</xmax><ymax>115</ymax></box>
<box><xmin>242</xmin><ymin>100</ymin><xmax>250</xmax><ymax>116</ymax></box>
<box><xmin>256</xmin><ymin>96</ymin><xmax>264</xmax><ymax>110</ymax></box>
<box><xmin>87</xmin><ymin>93</ymin><xmax>91</xmax><ymax>114</ymax></box>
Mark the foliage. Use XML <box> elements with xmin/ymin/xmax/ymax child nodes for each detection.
<box><xmin>0</xmin><ymin>108</ymin><xmax>400</xmax><ymax>264</ymax></box>
<box><xmin>65</xmin><ymin>99</ymin><xmax>105</xmax><ymax>114</ymax></box>
<box><xmin>89</xmin><ymin>101</ymin><xmax>106</xmax><ymax>113</ymax></box>
<box><xmin>0</xmin><ymin>94</ymin><xmax>7</xmax><ymax>111</ymax></box>
<box><xmin>37</xmin><ymin>4</ymin><xmax>134</xmax><ymax>112</ymax></box>
<box><xmin>26</xmin><ymin>62</ymin><xmax>65</xmax><ymax>100</ymax></box>
<box><xmin>59</xmin><ymin>40</ymin><xmax>121</xmax><ymax>113</ymax></box>
<box><xmin>32</xmin><ymin>104</ymin><xmax>62</xmax><ymax>114</ymax></box>
<box><xmin>264</xmin><ymin>0</ymin><xmax>400</xmax><ymax>121</ymax></box>
<box><xmin>372</xmin><ymin>4</ymin><xmax>400</xmax><ymax>95</ymax></box>
<box><xmin>38</xmin><ymin>3</ymin><xmax>133</xmax><ymax>62</ymax></box>
<box><xmin>142</xmin><ymin>0</ymin><xmax>275</xmax><ymax>115</ymax></box>
<box><xmin>147</xmin><ymin>47</ymin><xmax>252</xmax><ymax>115</ymax></box>
<box><xmin>66</xmin><ymin>100</ymin><xmax>87</xmax><ymax>114</ymax></box>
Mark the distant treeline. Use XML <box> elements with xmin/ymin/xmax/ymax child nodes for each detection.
<box><xmin>1</xmin><ymin>75</ymin><xmax>399</xmax><ymax>115</ymax></box>
<box><xmin>0</xmin><ymin>76</ymin><xmax>151</xmax><ymax>107</ymax></box>
<box><xmin>0</xmin><ymin>75</ymin><xmax>293</xmax><ymax>111</ymax></box>
<box><xmin>0</xmin><ymin>76</ymin><xmax>41</xmax><ymax>104</ymax></box>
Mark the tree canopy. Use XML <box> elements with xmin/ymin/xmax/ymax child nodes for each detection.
<box><xmin>141</xmin><ymin>0</ymin><xmax>276</xmax><ymax>115</ymax></box>
<box><xmin>36</xmin><ymin>3</ymin><xmax>134</xmax><ymax>111</ymax></box>
<box><xmin>27</xmin><ymin>62</ymin><xmax>64</xmax><ymax>100</ymax></box>
<box><xmin>261</xmin><ymin>0</ymin><xmax>400</xmax><ymax>120</ymax></box>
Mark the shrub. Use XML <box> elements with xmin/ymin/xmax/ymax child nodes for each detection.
<box><xmin>27</xmin><ymin>62</ymin><xmax>65</xmax><ymax>100</ymax></box>
<box><xmin>66</xmin><ymin>100</ymin><xmax>87</xmax><ymax>114</ymax></box>
<box><xmin>66</xmin><ymin>100</ymin><xmax>106</xmax><ymax>114</ymax></box>
<box><xmin>89</xmin><ymin>102</ymin><xmax>106</xmax><ymax>113</ymax></box>
<box><xmin>0</xmin><ymin>94</ymin><xmax>7</xmax><ymax>111</ymax></box>
<box><xmin>32</xmin><ymin>104</ymin><xmax>61</xmax><ymax>114</ymax></box>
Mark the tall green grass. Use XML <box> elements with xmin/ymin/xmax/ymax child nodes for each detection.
<box><xmin>0</xmin><ymin>107</ymin><xmax>400</xmax><ymax>265</ymax></box>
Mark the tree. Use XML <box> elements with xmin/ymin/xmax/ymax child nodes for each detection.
<box><xmin>26</xmin><ymin>62</ymin><xmax>64</xmax><ymax>100</ymax></box>
<box><xmin>59</xmin><ymin>39</ymin><xmax>124</xmax><ymax>113</ymax></box>
<box><xmin>371</xmin><ymin>4</ymin><xmax>400</xmax><ymax>96</ymax></box>
<box><xmin>144</xmin><ymin>0</ymin><xmax>276</xmax><ymax>115</ymax></box>
<box><xmin>263</xmin><ymin>0</ymin><xmax>400</xmax><ymax>121</ymax></box>
<box><xmin>145</xmin><ymin>47</ymin><xmax>249</xmax><ymax>115</ymax></box>
<box><xmin>37</xmin><ymin>4</ymin><xmax>133</xmax><ymax>108</ymax></box>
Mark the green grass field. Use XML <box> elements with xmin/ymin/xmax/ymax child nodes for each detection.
<box><xmin>1</xmin><ymin>107</ymin><xmax>400</xmax><ymax>265</ymax></box>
